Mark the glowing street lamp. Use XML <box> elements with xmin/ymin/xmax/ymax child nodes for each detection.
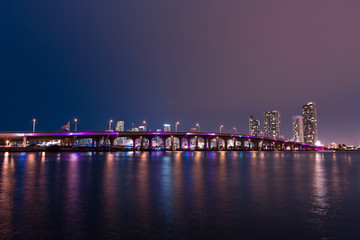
<box><xmin>74</xmin><ymin>118</ymin><xmax>78</xmax><ymax>132</ymax></box>
<box><xmin>109</xmin><ymin>119</ymin><xmax>113</xmax><ymax>131</ymax></box>
<box><xmin>32</xmin><ymin>119</ymin><xmax>36</xmax><ymax>132</ymax></box>
<box><xmin>220</xmin><ymin>125</ymin><xmax>224</xmax><ymax>133</ymax></box>
<box><xmin>143</xmin><ymin>120</ymin><xmax>147</xmax><ymax>131</ymax></box>
<box><xmin>233</xmin><ymin>127</ymin><xmax>237</xmax><ymax>134</ymax></box>
<box><xmin>175</xmin><ymin>122</ymin><xmax>180</xmax><ymax>132</ymax></box>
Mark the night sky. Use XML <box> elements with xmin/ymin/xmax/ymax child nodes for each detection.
<box><xmin>1</xmin><ymin>1</ymin><xmax>359</xmax><ymax>145</ymax></box>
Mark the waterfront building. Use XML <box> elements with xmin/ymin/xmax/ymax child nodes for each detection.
<box><xmin>131</xmin><ymin>127</ymin><xmax>139</xmax><ymax>132</ymax></box>
<box><xmin>164</xmin><ymin>124</ymin><xmax>171</xmax><ymax>132</ymax></box>
<box><xmin>138</xmin><ymin>125</ymin><xmax>146</xmax><ymax>131</ymax></box>
<box><xmin>292</xmin><ymin>116</ymin><xmax>304</xmax><ymax>142</ymax></box>
<box><xmin>303</xmin><ymin>102</ymin><xmax>318</xmax><ymax>144</ymax></box>
<box><xmin>263</xmin><ymin>110</ymin><xmax>281</xmax><ymax>139</ymax></box>
<box><xmin>249</xmin><ymin>115</ymin><xmax>261</xmax><ymax>136</ymax></box>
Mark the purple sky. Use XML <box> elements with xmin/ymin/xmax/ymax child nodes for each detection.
<box><xmin>1</xmin><ymin>0</ymin><xmax>359</xmax><ymax>144</ymax></box>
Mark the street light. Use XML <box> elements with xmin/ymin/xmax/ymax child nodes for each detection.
<box><xmin>143</xmin><ymin>120</ymin><xmax>147</xmax><ymax>131</ymax></box>
<box><xmin>109</xmin><ymin>119</ymin><xmax>113</xmax><ymax>131</ymax></box>
<box><xmin>175</xmin><ymin>122</ymin><xmax>180</xmax><ymax>132</ymax></box>
<box><xmin>220</xmin><ymin>125</ymin><xmax>224</xmax><ymax>133</ymax></box>
<box><xmin>196</xmin><ymin>123</ymin><xmax>200</xmax><ymax>132</ymax></box>
<box><xmin>32</xmin><ymin>119</ymin><xmax>36</xmax><ymax>132</ymax></box>
<box><xmin>233</xmin><ymin>127</ymin><xmax>237</xmax><ymax>134</ymax></box>
<box><xmin>74</xmin><ymin>118</ymin><xmax>78</xmax><ymax>132</ymax></box>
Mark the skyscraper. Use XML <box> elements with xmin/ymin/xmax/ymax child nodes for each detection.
<box><xmin>249</xmin><ymin>115</ymin><xmax>261</xmax><ymax>136</ymax></box>
<box><xmin>263</xmin><ymin>110</ymin><xmax>281</xmax><ymax>139</ymax></box>
<box><xmin>303</xmin><ymin>102</ymin><xmax>318</xmax><ymax>145</ymax></box>
<box><xmin>115</xmin><ymin>121</ymin><xmax>125</xmax><ymax>145</ymax></box>
<box><xmin>292</xmin><ymin>116</ymin><xmax>304</xmax><ymax>142</ymax></box>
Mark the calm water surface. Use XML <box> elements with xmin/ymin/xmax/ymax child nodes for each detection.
<box><xmin>1</xmin><ymin>151</ymin><xmax>360</xmax><ymax>239</ymax></box>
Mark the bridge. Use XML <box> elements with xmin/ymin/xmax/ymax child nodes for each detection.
<box><xmin>0</xmin><ymin>131</ymin><xmax>329</xmax><ymax>151</ymax></box>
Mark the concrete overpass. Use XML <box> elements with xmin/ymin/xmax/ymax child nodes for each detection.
<box><xmin>0</xmin><ymin>131</ymin><xmax>330</xmax><ymax>151</ymax></box>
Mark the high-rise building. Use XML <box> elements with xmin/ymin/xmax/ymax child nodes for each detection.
<box><xmin>138</xmin><ymin>125</ymin><xmax>146</xmax><ymax>131</ymax></box>
<box><xmin>303</xmin><ymin>102</ymin><xmax>318</xmax><ymax>145</ymax></box>
<box><xmin>263</xmin><ymin>110</ymin><xmax>281</xmax><ymax>139</ymax></box>
<box><xmin>164</xmin><ymin>124</ymin><xmax>171</xmax><ymax>132</ymax></box>
<box><xmin>115</xmin><ymin>121</ymin><xmax>124</xmax><ymax>132</ymax></box>
<box><xmin>115</xmin><ymin>121</ymin><xmax>125</xmax><ymax>145</ymax></box>
<box><xmin>292</xmin><ymin>116</ymin><xmax>304</xmax><ymax>142</ymax></box>
<box><xmin>249</xmin><ymin>115</ymin><xmax>261</xmax><ymax>136</ymax></box>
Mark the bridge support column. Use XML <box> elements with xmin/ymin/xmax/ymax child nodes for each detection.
<box><xmin>161</xmin><ymin>137</ymin><xmax>166</xmax><ymax>150</ymax></box>
<box><xmin>70</xmin><ymin>137</ymin><xmax>76</xmax><ymax>147</ymax></box>
<box><xmin>170</xmin><ymin>136</ymin><xmax>174</xmax><ymax>150</ymax></box>
<box><xmin>104</xmin><ymin>136</ymin><xmax>109</xmax><ymax>147</ymax></box>
<box><xmin>204</xmin><ymin>138</ymin><xmax>209</xmax><ymax>150</ymax></box>
<box><xmin>216</xmin><ymin>137</ymin><xmax>219</xmax><ymax>150</ymax></box>
<box><xmin>132</xmin><ymin>138</ymin><xmax>137</xmax><ymax>150</ymax></box>
<box><xmin>224</xmin><ymin>138</ymin><xmax>228</xmax><ymax>150</ymax></box>
<box><xmin>109</xmin><ymin>137</ymin><xmax>115</xmax><ymax>148</ymax></box>
<box><xmin>187</xmin><ymin>138</ymin><xmax>190</xmax><ymax>149</ymax></box>
<box><xmin>139</xmin><ymin>136</ymin><xmax>145</xmax><ymax>150</ymax></box>
<box><xmin>23</xmin><ymin>136</ymin><xmax>27</xmax><ymax>147</ymax></box>
<box><xmin>233</xmin><ymin>138</ymin><xmax>237</xmax><ymax>150</ymax></box>
<box><xmin>148</xmin><ymin>137</ymin><xmax>153</xmax><ymax>150</ymax></box>
<box><xmin>253</xmin><ymin>140</ymin><xmax>259</xmax><ymax>151</ymax></box>
<box><xmin>195</xmin><ymin>136</ymin><xmax>199</xmax><ymax>150</ymax></box>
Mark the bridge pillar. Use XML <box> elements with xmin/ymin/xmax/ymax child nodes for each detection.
<box><xmin>233</xmin><ymin>137</ymin><xmax>237</xmax><ymax>150</ymax></box>
<box><xmin>248</xmin><ymin>139</ymin><xmax>251</xmax><ymax>150</ymax></box>
<box><xmin>109</xmin><ymin>137</ymin><xmax>115</xmax><ymax>148</ymax></box>
<box><xmin>132</xmin><ymin>138</ymin><xmax>137</xmax><ymax>150</ymax></box>
<box><xmin>195</xmin><ymin>136</ymin><xmax>199</xmax><ymax>150</ymax></box>
<box><xmin>180</xmin><ymin>138</ymin><xmax>184</xmax><ymax>149</ymax></box>
<box><xmin>139</xmin><ymin>136</ymin><xmax>145</xmax><ymax>150</ymax></box>
<box><xmin>104</xmin><ymin>136</ymin><xmax>109</xmax><ymax>147</ymax></box>
<box><xmin>216</xmin><ymin>137</ymin><xmax>219</xmax><ymax>150</ymax></box>
<box><xmin>253</xmin><ymin>140</ymin><xmax>259</xmax><ymax>151</ymax></box>
<box><xmin>224</xmin><ymin>138</ymin><xmax>228</xmax><ymax>150</ymax></box>
<box><xmin>239</xmin><ymin>139</ymin><xmax>244</xmax><ymax>150</ymax></box>
<box><xmin>208</xmin><ymin>138</ymin><xmax>212</xmax><ymax>150</ymax></box>
<box><xmin>161</xmin><ymin>137</ymin><xmax>166</xmax><ymax>149</ymax></box>
<box><xmin>70</xmin><ymin>137</ymin><xmax>76</xmax><ymax>147</ymax></box>
<box><xmin>205</xmin><ymin>138</ymin><xmax>210</xmax><ymax>150</ymax></box>
<box><xmin>170</xmin><ymin>136</ymin><xmax>174</xmax><ymax>150</ymax></box>
<box><xmin>23</xmin><ymin>136</ymin><xmax>27</xmax><ymax>147</ymax></box>
<box><xmin>96</xmin><ymin>138</ymin><xmax>101</xmax><ymax>147</ymax></box>
<box><xmin>148</xmin><ymin>137</ymin><xmax>153</xmax><ymax>150</ymax></box>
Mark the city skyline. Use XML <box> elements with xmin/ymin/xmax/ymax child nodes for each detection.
<box><xmin>1</xmin><ymin>1</ymin><xmax>360</xmax><ymax>145</ymax></box>
<box><xmin>0</xmin><ymin>100</ymin><xmax>352</xmax><ymax>145</ymax></box>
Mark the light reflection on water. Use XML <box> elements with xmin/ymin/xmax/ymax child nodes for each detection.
<box><xmin>1</xmin><ymin>151</ymin><xmax>360</xmax><ymax>239</ymax></box>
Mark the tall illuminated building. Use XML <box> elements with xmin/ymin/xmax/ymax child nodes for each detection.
<box><xmin>249</xmin><ymin>115</ymin><xmax>260</xmax><ymax>136</ymax></box>
<box><xmin>303</xmin><ymin>102</ymin><xmax>318</xmax><ymax>145</ymax></box>
<box><xmin>263</xmin><ymin>110</ymin><xmax>281</xmax><ymax>139</ymax></box>
<box><xmin>292</xmin><ymin>116</ymin><xmax>304</xmax><ymax>142</ymax></box>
